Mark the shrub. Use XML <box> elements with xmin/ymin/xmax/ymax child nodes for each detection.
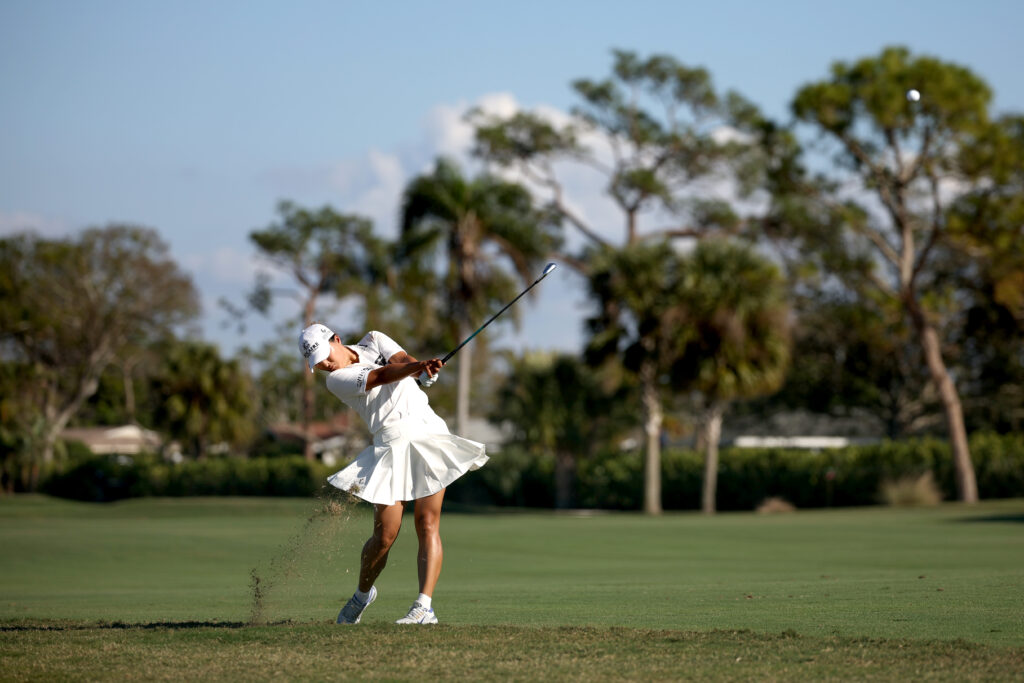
<box><xmin>41</xmin><ymin>432</ymin><xmax>1024</xmax><ymax>508</ymax></box>
<box><xmin>756</xmin><ymin>497</ymin><xmax>797</xmax><ymax>514</ymax></box>
<box><xmin>879</xmin><ymin>471</ymin><xmax>943</xmax><ymax>507</ymax></box>
<box><xmin>43</xmin><ymin>455</ymin><xmax>334</xmax><ymax>501</ymax></box>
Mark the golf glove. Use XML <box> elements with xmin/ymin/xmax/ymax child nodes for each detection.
<box><xmin>419</xmin><ymin>371</ymin><xmax>440</xmax><ymax>388</ymax></box>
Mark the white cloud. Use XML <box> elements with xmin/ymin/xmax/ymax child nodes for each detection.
<box><xmin>711</xmin><ymin>125</ymin><xmax>754</xmax><ymax>145</ymax></box>
<box><xmin>345</xmin><ymin>149</ymin><xmax>408</xmax><ymax>237</ymax></box>
<box><xmin>181</xmin><ymin>245</ymin><xmax>262</xmax><ymax>287</ymax></box>
<box><xmin>236</xmin><ymin>93</ymin><xmax>755</xmax><ymax>354</ymax></box>
<box><xmin>0</xmin><ymin>211</ymin><xmax>73</xmax><ymax>238</ymax></box>
<box><xmin>422</xmin><ymin>101</ymin><xmax>475</xmax><ymax>159</ymax></box>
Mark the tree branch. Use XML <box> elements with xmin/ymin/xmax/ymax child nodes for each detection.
<box><xmin>913</xmin><ymin>162</ymin><xmax>945</xmax><ymax>280</ymax></box>
<box><xmin>525</xmin><ymin>159</ymin><xmax>609</xmax><ymax>248</ymax></box>
<box><xmin>901</xmin><ymin>124</ymin><xmax>933</xmax><ymax>184</ymax></box>
<box><xmin>818</xmin><ymin>194</ymin><xmax>902</xmax><ymax>267</ymax></box>
<box><xmin>838</xmin><ymin>132</ymin><xmax>906</xmax><ymax>268</ymax></box>
<box><xmin>865</xmin><ymin>269</ymin><xmax>897</xmax><ymax>299</ymax></box>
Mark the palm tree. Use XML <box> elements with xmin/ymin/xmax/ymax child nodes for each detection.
<box><xmin>672</xmin><ymin>240</ymin><xmax>791</xmax><ymax>514</ymax></box>
<box><xmin>151</xmin><ymin>340</ymin><xmax>256</xmax><ymax>460</ymax></box>
<box><xmin>586</xmin><ymin>241</ymin><xmax>692</xmax><ymax>515</ymax></box>
<box><xmin>399</xmin><ymin>158</ymin><xmax>561</xmax><ymax>435</ymax></box>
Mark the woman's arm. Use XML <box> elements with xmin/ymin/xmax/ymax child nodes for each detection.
<box><xmin>365</xmin><ymin>357</ymin><xmax>442</xmax><ymax>391</ymax></box>
<box><xmin>387</xmin><ymin>350</ymin><xmax>417</xmax><ymax>364</ymax></box>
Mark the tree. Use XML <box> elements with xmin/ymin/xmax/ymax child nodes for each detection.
<box><xmin>473</xmin><ymin>50</ymin><xmax>769</xmax><ymax>514</ymax></box>
<box><xmin>491</xmin><ymin>352</ymin><xmax>633</xmax><ymax>508</ymax></box>
<box><xmin>670</xmin><ymin>240</ymin><xmax>791</xmax><ymax>514</ymax></box>
<box><xmin>399</xmin><ymin>157</ymin><xmax>561</xmax><ymax>435</ymax></box>
<box><xmin>585</xmin><ymin>242</ymin><xmax>691</xmax><ymax>515</ymax></box>
<box><xmin>783</xmin><ymin>46</ymin><xmax>1000</xmax><ymax>502</ymax></box>
<box><xmin>471</xmin><ymin>49</ymin><xmax>765</xmax><ymax>250</ymax></box>
<box><xmin>150</xmin><ymin>340</ymin><xmax>255</xmax><ymax>459</ymax></box>
<box><xmin>0</xmin><ymin>226</ymin><xmax>198</xmax><ymax>488</ymax></box>
<box><xmin>248</xmin><ymin>201</ymin><xmax>389</xmax><ymax>460</ymax></box>
<box><xmin>947</xmin><ymin>114</ymin><xmax>1024</xmax><ymax>431</ymax></box>
<box><xmin>757</xmin><ymin>296</ymin><xmax>936</xmax><ymax>439</ymax></box>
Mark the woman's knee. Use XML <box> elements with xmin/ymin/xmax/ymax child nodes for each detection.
<box><xmin>414</xmin><ymin>510</ymin><xmax>440</xmax><ymax>537</ymax></box>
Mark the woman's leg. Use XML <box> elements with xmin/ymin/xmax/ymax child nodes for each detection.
<box><xmin>359</xmin><ymin>501</ymin><xmax>405</xmax><ymax>592</ymax></box>
<box><xmin>413</xmin><ymin>488</ymin><xmax>445</xmax><ymax>597</ymax></box>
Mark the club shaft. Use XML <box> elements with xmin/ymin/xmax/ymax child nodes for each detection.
<box><xmin>442</xmin><ymin>272</ymin><xmax>551</xmax><ymax>364</ymax></box>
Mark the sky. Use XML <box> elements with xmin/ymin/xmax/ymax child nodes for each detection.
<box><xmin>2</xmin><ymin>0</ymin><xmax>1022</xmax><ymax>359</ymax></box>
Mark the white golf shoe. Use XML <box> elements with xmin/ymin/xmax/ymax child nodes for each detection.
<box><xmin>395</xmin><ymin>601</ymin><xmax>438</xmax><ymax>624</ymax></box>
<box><xmin>336</xmin><ymin>586</ymin><xmax>376</xmax><ymax>624</ymax></box>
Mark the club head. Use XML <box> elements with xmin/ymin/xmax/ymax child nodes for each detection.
<box><xmin>542</xmin><ymin>262</ymin><xmax>558</xmax><ymax>277</ymax></box>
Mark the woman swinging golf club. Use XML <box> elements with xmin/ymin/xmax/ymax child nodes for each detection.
<box><xmin>299</xmin><ymin>324</ymin><xmax>488</xmax><ymax>625</ymax></box>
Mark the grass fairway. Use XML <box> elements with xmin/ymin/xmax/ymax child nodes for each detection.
<box><xmin>2</xmin><ymin>495</ymin><xmax>1023</xmax><ymax>680</ymax></box>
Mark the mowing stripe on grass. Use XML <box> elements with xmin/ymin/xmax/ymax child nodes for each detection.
<box><xmin>2</xmin><ymin>496</ymin><xmax>1022</xmax><ymax>647</ymax></box>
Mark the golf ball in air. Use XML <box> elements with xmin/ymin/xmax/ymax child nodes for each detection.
<box><xmin>906</xmin><ymin>89</ymin><xmax>921</xmax><ymax>102</ymax></box>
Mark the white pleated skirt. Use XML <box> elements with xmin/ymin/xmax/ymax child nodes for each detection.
<box><xmin>327</xmin><ymin>415</ymin><xmax>488</xmax><ymax>505</ymax></box>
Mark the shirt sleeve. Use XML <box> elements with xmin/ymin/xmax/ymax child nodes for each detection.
<box><xmin>367</xmin><ymin>331</ymin><xmax>405</xmax><ymax>362</ymax></box>
<box><xmin>327</xmin><ymin>364</ymin><xmax>374</xmax><ymax>398</ymax></box>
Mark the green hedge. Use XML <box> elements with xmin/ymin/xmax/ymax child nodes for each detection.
<box><xmin>43</xmin><ymin>433</ymin><xmax>1024</xmax><ymax>508</ymax></box>
<box><xmin>452</xmin><ymin>432</ymin><xmax>1024</xmax><ymax>510</ymax></box>
<box><xmin>44</xmin><ymin>454</ymin><xmax>334</xmax><ymax>502</ymax></box>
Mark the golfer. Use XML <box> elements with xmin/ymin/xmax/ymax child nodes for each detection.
<box><xmin>299</xmin><ymin>323</ymin><xmax>488</xmax><ymax>625</ymax></box>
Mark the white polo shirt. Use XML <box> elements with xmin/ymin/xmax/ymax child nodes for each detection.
<box><xmin>325</xmin><ymin>331</ymin><xmax>440</xmax><ymax>436</ymax></box>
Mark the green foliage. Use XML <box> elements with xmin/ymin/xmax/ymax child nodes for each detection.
<box><xmin>472</xmin><ymin>49</ymin><xmax>765</xmax><ymax>246</ymax></box>
<box><xmin>755</xmin><ymin>296</ymin><xmax>933</xmax><ymax>438</ymax></box>
<box><xmin>585</xmin><ymin>241</ymin><xmax>689</xmax><ymax>376</ymax></box>
<box><xmin>149</xmin><ymin>340</ymin><xmax>256</xmax><ymax>459</ymax></box>
<box><xmin>0</xmin><ymin>226</ymin><xmax>198</xmax><ymax>483</ymax></box>
<box><xmin>467</xmin><ymin>433</ymin><xmax>1023</xmax><ymax>511</ymax></box>
<box><xmin>784</xmin><ymin>46</ymin><xmax>996</xmax><ymax>298</ymax></box>
<box><xmin>792</xmin><ymin>46</ymin><xmax>990</xmax><ymax>139</ymax></box>
<box><xmin>488</xmin><ymin>352</ymin><xmax>635</xmax><ymax>508</ymax></box>
<box><xmin>399</xmin><ymin>157</ymin><xmax>563</xmax><ymax>340</ymax></box>
<box><xmin>492</xmin><ymin>353</ymin><xmax>631</xmax><ymax>454</ymax></box>
<box><xmin>672</xmin><ymin>240</ymin><xmax>791</xmax><ymax>402</ymax></box>
<box><xmin>944</xmin><ymin>114</ymin><xmax>1024</xmax><ymax>432</ymax></box>
<box><xmin>43</xmin><ymin>454</ymin><xmax>333</xmax><ymax>501</ymax></box>
<box><xmin>249</xmin><ymin>202</ymin><xmax>389</xmax><ymax>320</ymax></box>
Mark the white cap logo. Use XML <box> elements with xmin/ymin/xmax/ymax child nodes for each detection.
<box><xmin>298</xmin><ymin>324</ymin><xmax>334</xmax><ymax>372</ymax></box>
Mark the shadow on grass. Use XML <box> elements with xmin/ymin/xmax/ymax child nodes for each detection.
<box><xmin>0</xmin><ymin>620</ymin><xmax>311</xmax><ymax>632</ymax></box>
<box><xmin>954</xmin><ymin>514</ymin><xmax>1024</xmax><ymax>524</ymax></box>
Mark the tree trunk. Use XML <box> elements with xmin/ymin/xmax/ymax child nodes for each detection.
<box><xmin>700</xmin><ymin>402</ymin><xmax>724</xmax><ymax>515</ymax></box>
<box><xmin>909</xmin><ymin>306</ymin><xmax>978</xmax><ymax>502</ymax></box>
<box><xmin>639</xmin><ymin>362</ymin><xmax>663</xmax><ymax>515</ymax></box>
<box><xmin>122</xmin><ymin>361</ymin><xmax>137</xmax><ymax>424</ymax></box>
<box><xmin>302</xmin><ymin>370</ymin><xmax>315</xmax><ymax>461</ymax></box>
<box><xmin>455</xmin><ymin>337</ymin><xmax>472</xmax><ymax>437</ymax></box>
<box><xmin>34</xmin><ymin>368</ymin><xmax>103</xmax><ymax>490</ymax></box>
<box><xmin>302</xmin><ymin>300</ymin><xmax>316</xmax><ymax>461</ymax></box>
<box><xmin>554</xmin><ymin>450</ymin><xmax>577</xmax><ymax>509</ymax></box>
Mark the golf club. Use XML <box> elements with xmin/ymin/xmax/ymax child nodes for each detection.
<box><xmin>416</xmin><ymin>262</ymin><xmax>557</xmax><ymax>387</ymax></box>
<box><xmin>442</xmin><ymin>262</ymin><xmax>558</xmax><ymax>363</ymax></box>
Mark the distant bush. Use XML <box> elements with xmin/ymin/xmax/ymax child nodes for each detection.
<box><xmin>460</xmin><ymin>432</ymin><xmax>1024</xmax><ymax>510</ymax></box>
<box><xmin>44</xmin><ymin>454</ymin><xmax>334</xmax><ymax>502</ymax></box>
<box><xmin>879</xmin><ymin>471</ymin><xmax>943</xmax><ymax>507</ymax></box>
<box><xmin>41</xmin><ymin>432</ymin><xmax>1023</xmax><ymax>508</ymax></box>
<box><xmin>756</xmin><ymin>497</ymin><xmax>797</xmax><ymax>514</ymax></box>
